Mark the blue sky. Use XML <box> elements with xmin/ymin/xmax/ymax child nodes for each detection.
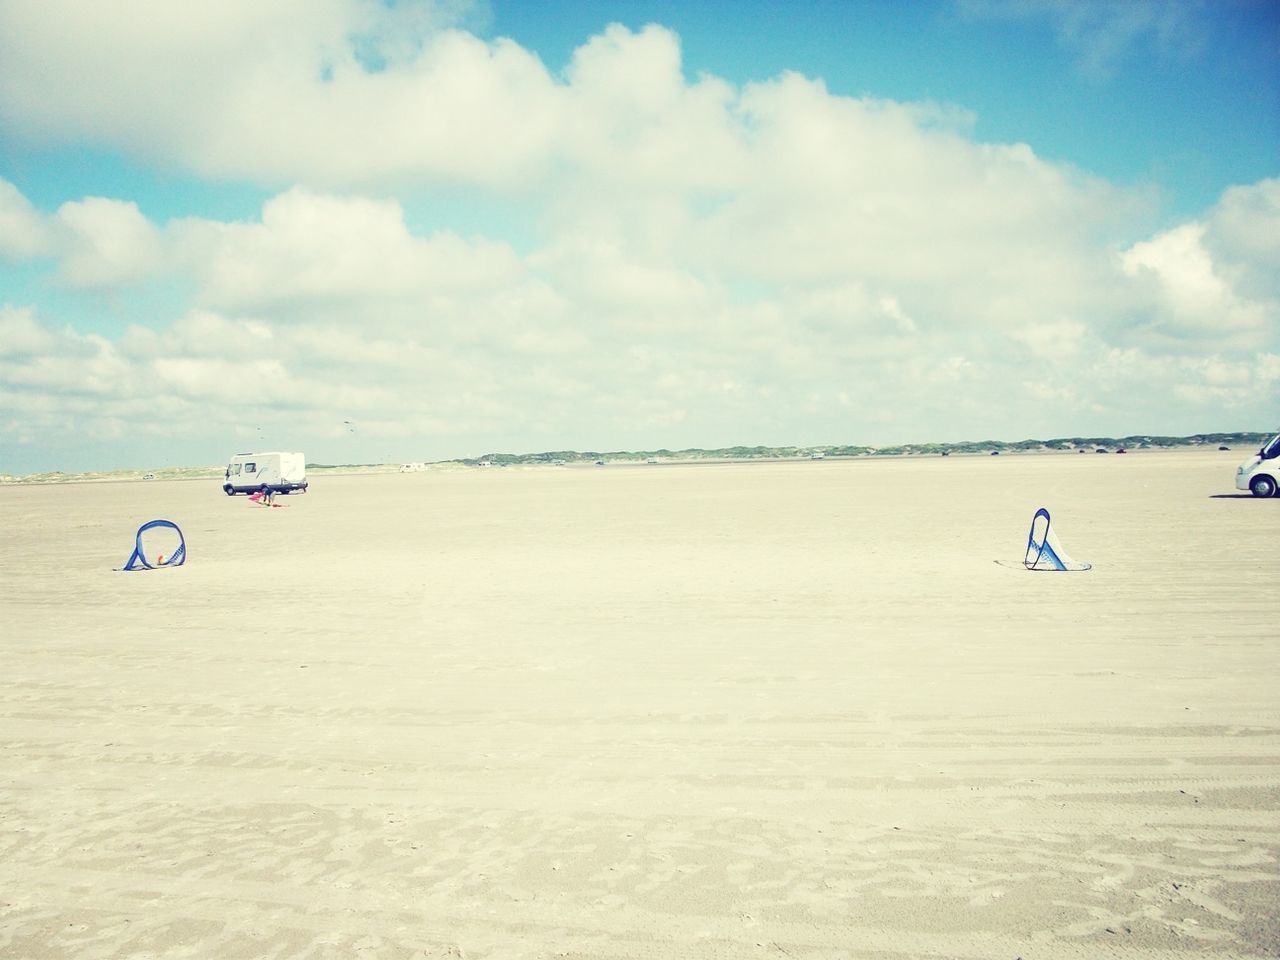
<box><xmin>493</xmin><ymin>0</ymin><xmax>1278</xmax><ymax>218</ymax></box>
<box><xmin>0</xmin><ymin>0</ymin><xmax>1277</xmax><ymax>473</ymax></box>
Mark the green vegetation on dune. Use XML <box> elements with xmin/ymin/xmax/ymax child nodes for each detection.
<box><xmin>2</xmin><ymin>432</ymin><xmax>1270</xmax><ymax>484</ymax></box>
<box><xmin>452</xmin><ymin>432</ymin><xmax>1271</xmax><ymax>466</ymax></box>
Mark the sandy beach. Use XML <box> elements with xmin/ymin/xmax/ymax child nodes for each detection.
<box><xmin>2</xmin><ymin>448</ymin><xmax>1277</xmax><ymax>959</ymax></box>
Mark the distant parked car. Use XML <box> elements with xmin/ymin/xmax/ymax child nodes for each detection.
<box><xmin>142</xmin><ymin>473</ymin><xmax>156</xmax><ymax>480</ymax></box>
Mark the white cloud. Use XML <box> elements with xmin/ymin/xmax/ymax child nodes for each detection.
<box><xmin>1120</xmin><ymin>220</ymin><xmax>1276</xmax><ymax>349</ymax></box>
<box><xmin>1012</xmin><ymin>318</ymin><xmax>1088</xmax><ymax>360</ymax></box>
<box><xmin>1</xmin><ymin>330</ymin><xmax>127</xmax><ymax>396</ymax></box>
<box><xmin>677</xmin><ymin>72</ymin><xmax>1140</xmax><ymax>339</ymax></box>
<box><xmin>170</xmin><ymin>188</ymin><xmax>524</xmax><ymax>311</ymax></box>
<box><xmin>3</xmin><ymin>158</ymin><xmax>1277</xmax><ymax>468</ymax></box>
<box><xmin>1203</xmin><ymin>178</ymin><xmax>1280</xmax><ymax>302</ymax></box>
<box><xmin>0</xmin><ymin>178</ymin><xmax>56</xmax><ymax>258</ymax></box>
<box><xmin>0</xmin><ymin>1</ymin><xmax>557</xmax><ymax>190</ymax></box>
<box><xmin>0</xmin><ymin>9</ymin><xmax>1276</xmax><ymax>470</ymax></box>
<box><xmin>0</xmin><ymin>305</ymin><xmax>59</xmax><ymax>355</ymax></box>
<box><xmin>559</xmin><ymin>25</ymin><xmax>745</xmax><ymax>193</ymax></box>
<box><xmin>54</xmin><ymin>197</ymin><xmax>165</xmax><ymax>287</ymax></box>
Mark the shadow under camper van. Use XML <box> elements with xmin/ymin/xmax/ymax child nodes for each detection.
<box><xmin>224</xmin><ymin>452</ymin><xmax>308</xmax><ymax>496</ymax></box>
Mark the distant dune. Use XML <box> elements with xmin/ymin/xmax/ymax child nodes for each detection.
<box><xmin>454</xmin><ymin>430</ymin><xmax>1270</xmax><ymax>467</ymax></box>
<box><xmin>2</xmin><ymin>430</ymin><xmax>1269</xmax><ymax>484</ymax></box>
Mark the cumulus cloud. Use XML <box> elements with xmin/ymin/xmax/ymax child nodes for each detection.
<box><xmin>0</xmin><ymin>178</ymin><xmax>55</xmax><ymax>258</ymax></box>
<box><xmin>0</xmin><ymin>305</ymin><xmax>60</xmax><ymax>355</ymax></box>
<box><xmin>55</xmin><ymin>197</ymin><xmax>166</xmax><ymax>287</ymax></box>
<box><xmin>0</xmin><ymin>0</ymin><xmax>556</xmax><ymax>190</ymax></box>
<box><xmin>1120</xmin><ymin>220</ymin><xmax>1276</xmax><ymax>349</ymax></box>
<box><xmin>3</xmin><ymin>169</ymin><xmax>1277</xmax><ymax>463</ymax></box>
<box><xmin>1203</xmin><ymin>178</ymin><xmax>1280</xmax><ymax>302</ymax></box>
<box><xmin>0</xmin><ymin>9</ymin><xmax>1276</xmax><ymax>470</ymax></box>
<box><xmin>170</xmin><ymin>188</ymin><xmax>525</xmax><ymax>312</ymax></box>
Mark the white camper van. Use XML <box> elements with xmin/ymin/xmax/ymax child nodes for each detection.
<box><xmin>1235</xmin><ymin>433</ymin><xmax>1280</xmax><ymax>497</ymax></box>
<box><xmin>223</xmin><ymin>452</ymin><xmax>308</xmax><ymax>496</ymax></box>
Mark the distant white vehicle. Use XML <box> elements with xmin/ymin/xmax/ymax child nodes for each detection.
<box><xmin>400</xmin><ymin>462</ymin><xmax>426</xmax><ymax>473</ymax></box>
<box><xmin>810</xmin><ymin>451</ymin><xmax>826</xmax><ymax>460</ymax></box>
<box><xmin>142</xmin><ymin>473</ymin><xmax>156</xmax><ymax>481</ymax></box>
<box><xmin>1236</xmin><ymin>433</ymin><xmax>1280</xmax><ymax>497</ymax></box>
<box><xmin>223</xmin><ymin>451</ymin><xmax>308</xmax><ymax>496</ymax></box>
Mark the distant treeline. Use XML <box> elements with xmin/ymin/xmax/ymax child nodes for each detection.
<box><xmin>451</xmin><ymin>432</ymin><xmax>1271</xmax><ymax>466</ymax></box>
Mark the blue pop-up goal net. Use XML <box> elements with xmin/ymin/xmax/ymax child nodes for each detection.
<box><xmin>1024</xmin><ymin>507</ymin><xmax>1090</xmax><ymax>571</ymax></box>
<box><xmin>121</xmin><ymin>519</ymin><xmax>187</xmax><ymax>571</ymax></box>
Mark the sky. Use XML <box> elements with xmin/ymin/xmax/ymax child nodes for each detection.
<box><xmin>0</xmin><ymin>0</ymin><xmax>1277</xmax><ymax>473</ymax></box>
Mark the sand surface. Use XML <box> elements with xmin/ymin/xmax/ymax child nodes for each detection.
<box><xmin>2</xmin><ymin>449</ymin><xmax>1277</xmax><ymax>959</ymax></box>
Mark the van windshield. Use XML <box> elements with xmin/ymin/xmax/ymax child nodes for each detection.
<box><xmin>1262</xmin><ymin>434</ymin><xmax>1280</xmax><ymax>459</ymax></box>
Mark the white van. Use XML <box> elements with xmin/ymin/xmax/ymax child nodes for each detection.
<box><xmin>1235</xmin><ymin>433</ymin><xmax>1280</xmax><ymax>497</ymax></box>
<box><xmin>223</xmin><ymin>452</ymin><xmax>308</xmax><ymax>496</ymax></box>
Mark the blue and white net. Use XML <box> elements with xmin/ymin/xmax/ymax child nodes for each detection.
<box><xmin>122</xmin><ymin>519</ymin><xmax>187</xmax><ymax>571</ymax></box>
<box><xmin>1024</xmin><ymin>507</ymin><xmax>1090</xmax><ymax>571</ymax></box>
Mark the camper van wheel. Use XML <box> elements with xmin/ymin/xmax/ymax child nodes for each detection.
<box><xmin>1249</xmin><ymin>475</ymin><xmax>1278</xmax><ymax>498</ymax></box>
<box><xmin>223</xmin><ymin>484</ymin><xmax>234</xmax><ymax>496</ymax></box>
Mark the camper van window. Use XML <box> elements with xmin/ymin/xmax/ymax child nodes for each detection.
<box><xmin>231</xmin><ymin>464</ymin><xmax>241</xmax><ymax>475</ymax></box>
<box><xmin>245</xmin><ymin>462</ymin><xmax>256</xmax><ymax>473</ymax></box>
